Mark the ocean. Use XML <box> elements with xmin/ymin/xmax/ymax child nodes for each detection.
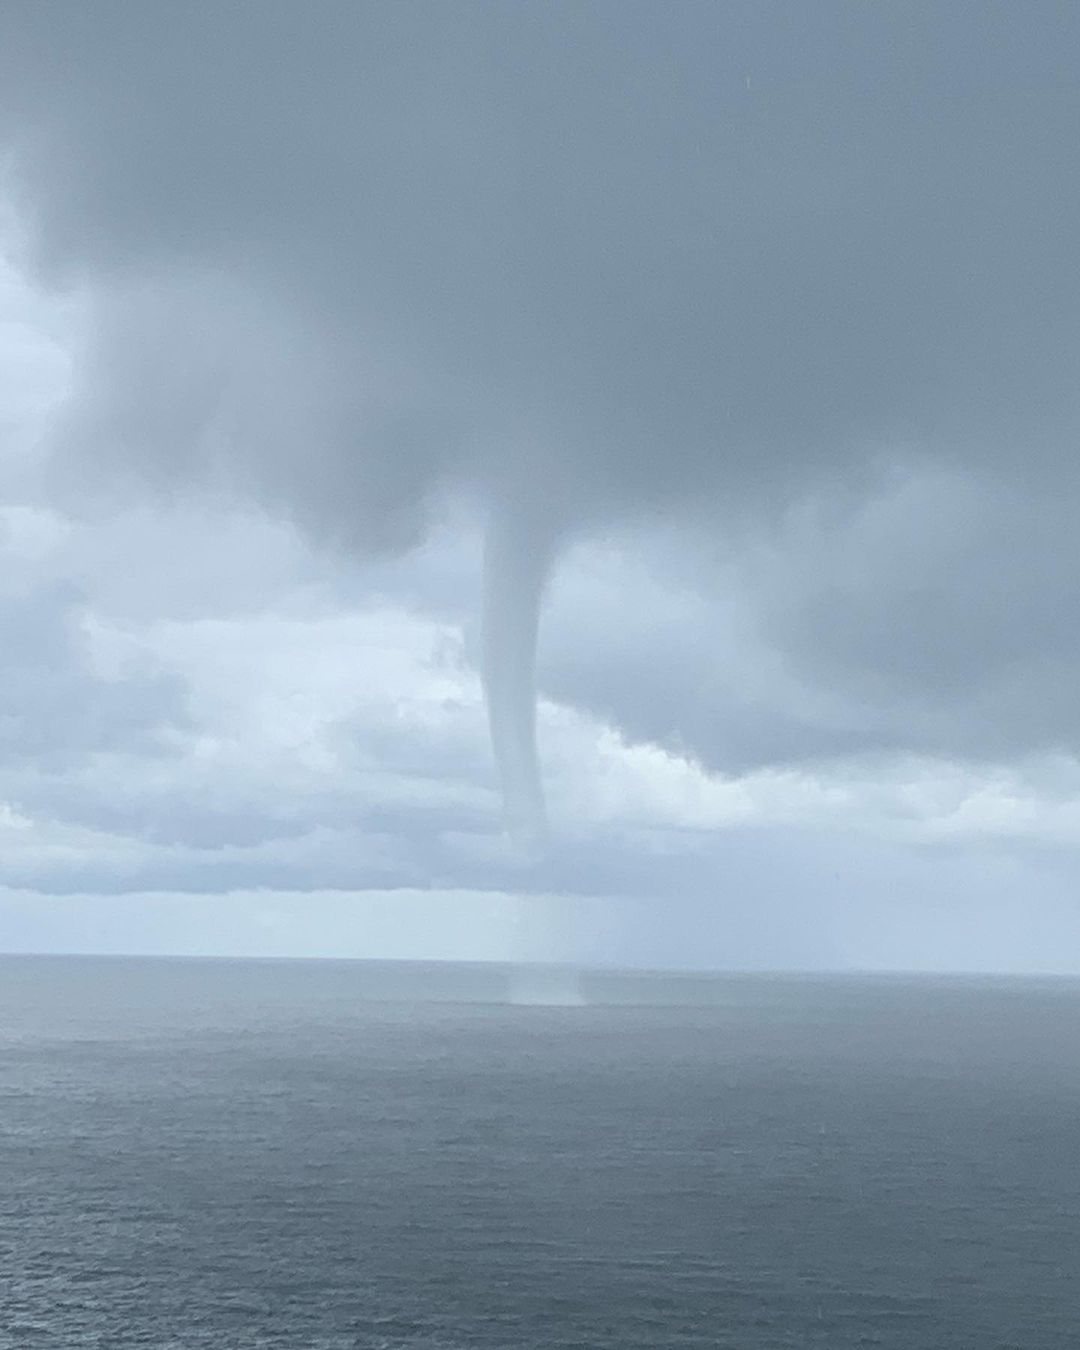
<box><xmin>1</xmin><ymin>955</ymin><xmax>1078</xmax><ymax>1348</ymax></box>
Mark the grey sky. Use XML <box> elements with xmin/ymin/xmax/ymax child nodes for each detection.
<box><xmin>2</xmin><ymin>2</ymin><xmax>1080</xmax><ymax>968</ymax></box>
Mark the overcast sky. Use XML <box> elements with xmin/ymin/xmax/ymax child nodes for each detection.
<box><xmin>2</xmin><ymin>1</ymin><xmax>1080</xmax><ymax>970</ymax></box>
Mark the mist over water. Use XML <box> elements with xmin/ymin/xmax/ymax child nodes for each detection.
<box><xmin>4</xmin><ymin>956</ymin><xmax>1080</xmax><ymax>1349</ymax></box>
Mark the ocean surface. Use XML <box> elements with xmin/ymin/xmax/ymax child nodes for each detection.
<box><xmin>2</xmin><ymin>957</ymin><xmax>1079</xmax><ymax>1349</ymax></box>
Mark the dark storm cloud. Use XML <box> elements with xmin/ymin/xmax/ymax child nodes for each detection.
<box><xmin>2</xmin><ymin>0</ymin><xmax>1080</xmax><ymax>790</ymax></box>
<box><xmin>538</xmin><ymin>472</ymin><xmax>1080</xmax><ymax>774</ymax></box>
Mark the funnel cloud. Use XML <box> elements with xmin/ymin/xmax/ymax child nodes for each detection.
<box><xmin>482</xmin><ymin>505</ymin><xmax>556</xmax><ymax>845</ymax></box>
